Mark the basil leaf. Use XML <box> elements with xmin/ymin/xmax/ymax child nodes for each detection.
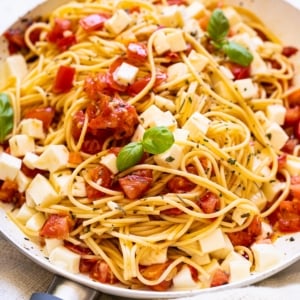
<box><xmin>222</xmin><ymin>41</ymin><xmax>254</xmax><ymax>67</ymax></box>
<box><xmin>142</xmin><ymin>126</ymin><xmax>174</xmax><ymax>155</ymax></box>
<box><xmin>117</xmin><ymin>142</ymin><xmax>144</xmax><ymax>172</ymax></box>
<box><xmin>0</xmin><ymin>93</ymin><xmax>13</xmax><ymax>143</ymax></box>
<box><xmin>207</xmin><ymin>9</ymin><xmax>229</xmax><ymax>44</ymax></box>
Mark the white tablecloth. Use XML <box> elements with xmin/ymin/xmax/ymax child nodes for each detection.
<box><xmin>1</xmin><ymin>1</ymin><xmax>300</xmax><ymax>299</ymax></box>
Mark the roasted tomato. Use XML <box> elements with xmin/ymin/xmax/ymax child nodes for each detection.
<box><xmin>126</xmin><ymin>42</ymin><xmax>148</xmax><ymax>64</ymax></box>
<box><xmin>52</xmin><ymin>65</ymin><xmax>75</xmax><ymax>94</ymax></box>
<box><xmin>196</xmin><ymin>191</ymin><xmax>220</xmax><ymax>214</ymax></box>
<box><xmin>79</xmin><ymin>13</ymin><xmax>110</xmax><ymax>32</ymax></box>
<box><xmin>90</xmin><ymin>260</ymin><xmax>118</xmax><ymax>284</ymax></box>
<box><xmin>40</xmin><ymin>214</ymin><xmax>73</xmax><ymax>239</ymax></box>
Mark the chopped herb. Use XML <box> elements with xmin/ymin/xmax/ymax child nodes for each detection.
<box><xmin>227</xmin><ymin>157</ymin><xmax>236</xmax><ymax>165</ymax></box>
<box><xmin>241</xmin><ymin>212</ymin><xmax>250</xmax><ymax>218</ymax></box>
<box><xmin>165</xmin><ymin>156</ymin><xmax>175</xmax><ymax>162</ymax></box>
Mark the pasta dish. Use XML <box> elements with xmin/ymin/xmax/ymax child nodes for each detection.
<box><xmin>1</xmin><ymin>0</ymin><xmax>300</xmax><ymax>291</ymax></box>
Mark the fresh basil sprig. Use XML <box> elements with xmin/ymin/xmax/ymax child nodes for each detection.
<box><xmin>0</xmin><ymin>93</ymin><xmax>14</xmax><ymax>143</ymax></box>
<box><xmin>117</xmin><ymin>126</ymin><xmax>174</xmax><ymax>171</ymax></box>
<box><xmin>207</xmin><ymin>9</ymin><xmax>254</xmax><ymax>67</ymax></box>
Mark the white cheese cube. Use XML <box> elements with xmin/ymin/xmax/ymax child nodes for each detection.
<box><xmin>222</xmin><ymin>7</ymin><xmax>242</xmax><ymax>26</ymax></box>
<box><xmin>219</xmin><ymin>66</ymin><xmax>235</xmax><ymax>80</ymax></box>
<box><xmin>188</xmin><ymin>50</ymin><xmax>209</xmax><ymax>73</ymax></box>
<box><xmin>139</xmin><ymin>105</ymin><xmax>165</xmax><ymax>128</ymax></box>
<box><xmin>234</xmin><ymin>78</ymin><xmax>258</xmax><ymax>99</ymax></box>
<box><xmin>131</xmin><ymin>124</ymin><xmax>145</xmax><ymax>142</ymax></box>
<box><xmin>173</xmin><ymin>128</ymin><xmax>189</xmax><ymax>142</ymax></box>
<box><xmin>232</xmin><ymin>207</ymin><xmax>251</xmax><ymax>226</ymax></box>
<box><xmin>285</xmin><ymin>158</ymin><xmax>300</xmax><ymax>176</ymax></box>
<box><xmin>251</xmin><ymin>51</ymin><xmax>269</xmax><ymax>75</ymax></box>
<box><xmin>260</xmin><ymin>221</ymin><xmax>273</xmax><ymax>240</ymax></box>
<box><xmin>265</xmin><ymin>122</ymin><xmax>289</xmax><ymax>150</ymax></box>
<box><xmin>199</xmin><ymin>228</ymin><xmax>226</xmax><ymax>253</ymax></box>
<box><xmin>152</xmin><ymin>111</ymin><xmax>177</xmax><ymax>130</ymax></box>
<box><xmin>26</xmin><ymin>212</ymin><xmax>46</xmax><ymax>231</ymax></box>
<box><xmin>266</xmin><ymin>104</ymin><xmax>286</xmax><ymax>125</ymax></box>
<box><xmin>172</xmin><ymin>265</ymin><xmax>200</xmax><ymax>290</ymax></box>
<box><xmin>9</xmin><ymin>134</ymin><xmax>35</xmax><ymax>157</ymax></box>
<box><xmin>139</xmin><ymin>247</ymin><xmax>168</xmax><ymax>266</ymax></box>
<box><xmin>262</xmin><ymin>180</ymin><xmax>286</xmax><ymax>202</ymax></box>
<box><xmin>34</xmin><ymin>145</ymin><xmax>69</xmax><ymax>173</ymax></box>
<box><xmin>183</xmin><ymin>19</ymin><xmax>204</xmax><ymax>41</ymax></box>
<box><xmin>167</xmin><ymin>62</ymin><xmax>189</xmax><ymax>82</ymax></box>
<box><xmin>232</xmin><ymin>22</ymin><xmax>258</xmax><ymax>37</ymax></box>
<box><xmin>72</xmin><ymin>176</ymin><xmax>87</xmax><ymax>198</ymax></box>
<box><xmin>45</xmin><ymin>238</ymin><xmax>64</xmax><ymax>255</ymax></box>
<box><xmin>49</xmin><ymin>246</ymin><xmax>80</xmax><ymax>273</ymax></box>
<box><xmin>105</xmin><ymin>9</ymin><xmax>131</xmax><ymax>35</ymax></box>
<box><xmin>113</xmin><ymin>62</ymin><xmax>139</xmax><ymax>86</ymax></box>
<box><xmin>100</xmin><ymin>153</ymin><xmax>118</xmax><ymax>174</ymax></box>
<box><xmin>19</xmin><ymin>118</ymin><xmax>45</xmax><ymax>139</ymax></box>
<box><xmin>192</xmin><ymin>253</ymin><xmax>211</xmax><ymax>266</ymax></box>
<box><xmin>15</xmin><ymin>203</ymin><xmax>36</xmax><ymax>223</ymax></box>
<box><xmin>0</xmin><ymin>151</ymin><xmax>22</xmax><ymax>180</ymax></box>
<box><xmin>183</xmin><ymin>112</ymin><xmax>211</xmax><ymax>140</ymax></box>
<box><xmin>154</xmin><ymin>95</ymin><xmax>176</xmax><ymax>113</ymax></box>
<box><xmin>185</xmin><ymin>2</ymin><xmax>205</xmax><ymax>19</ymax></box>
<box><xmin>166</xmin><ymin>31</ymin><xmax>187</xmax><ymax>53</ymax></box>
<box><xmin>16</xmin><ymin>171</ymin><xmax>31</xmax><ymax>193</ymax></box>
<box><xmin>158</xmin><ymin>6</ymin><xmax>184</xmax><ymax>28</ymax></box>
<box><xmin>250</xmin><ymin>190</ymin><xmax>267</xmax><ymax>211</ymax></box>
<box><xmin>26</xmin><ymin>174</ymin><xmax>60</xmax><ymax>207</ymax></box>
<box><xmin>23</xmin><ymin>151</ymin><xmax>39</xmax><ymax>169</ymax></box>
<box><xmin>251</xmin><ymin>243</ymin><xmax>282</xmax><ymax>272</ymax></box>
<box><xmin>211</xmin><ymin>234</ymin><xmax>234</xmax><ymax>259</ymax></box>
<box><xmin>154</xmin><ymin>144</ymin><xmax>185</xmax><ymax>170</ymax></box>
<box><xmin>50</xmin><ymin>170</ymin><xmax>72</xmax><ymax>196</ymax></box>
<box><xmin>230</xmin><ymin>33</ymin><xmax>257</xmax><ymax>51</ymax></box>
<box><xmin>153</xmin><ymin>31</ymin><xmax>170</xmax><ymax>55</ymax></box>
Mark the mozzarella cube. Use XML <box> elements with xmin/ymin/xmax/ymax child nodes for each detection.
<box><xmin>183</xmin><ymin>19</ymin><xmax>204</xmax><ymax>41</ymax></box>
<box><xmin>183</xmin><ymin>111</ymin><xmax>211</xmax><ymax>140</ymax></box>
<box><xmin>105</xmin><ymin>9</ymin><xmax>131</xmax><ymax>35</ymax></box>
<box><xmin>211</xmin><ymin>234</ymin><xmax>234</xmax><ymax>259</ymax></box>
<box><xmin>139</xmin><ymin>105</ymin><xmax>165</xmax><ymax>128</ymax></box>
<box><xmin>15</xmin><ymin>203</ymin><xmax>36</xmax><ymax>223</ymax></box>
<box><xmin>260</xmin><ymin>221</ymin><xmax>273</xmax><ymax>240</ymax></box>
<box><xmin>50</xmin><ymin>170</ymin><xmax>72</xmax><ymax>196</ymax></box>
<box><xmin>113</xmin><ymin>62</ymin><xmax>139</xmax><ymax>86</ymax></box>
<box><xmin>154</xmin><ymin>95</ymin><xmax>176</xmax><ymax>113</ymax></box>
<box><xmin>173</xmin><ymin>128</ymin><xmax>189</xmax><ymax>142</ymax></box>
<box><xmin>49</xmin><ymin>246</ymin><xmax>80</xmax><ymax>273</ymax></box>
<box><xmin>232</xmin><ymin>207</ymin><xmax>251</xmax><ymax>226</ymax></box>
<box><xmin>0</xmin><ymin>151</ymin><xmax>22</xmax><ymax>180</ymax></box>
<box><xmin>26</xmin><ymin>212</ymin><xmax>46</xmax><ymax>231</ymax></box>
<box><xmin>192</xmin><ymin>253</ymin><xmax>211</xmax><ymax>266</ymax></box>
<box><xmin>251</xmin><ymin>243</ymin><xmax>282</xmax><ymax>272</ymax></box>
<box><xmin>9</xmin><ymin>134</ymin><xmax>35</xmax><ymax>157</ymax></box>
<box><xmin>45</xmin><ymin>238</ymin><xmax>64</xmax><ymax>255</ymax></box>
<box><xmin>19</xmin><ymin>118</ymin><xmax>45</xmax><ymax>139</ymax></box>
<box><xmin>188</xmin><ymin>50</ymin><xmax>209</xmax><ymax>73</ymax></box>
<box><xmin>172</xmin><ymin>265</ymin><xmax>200</xmax><ymax>290</ymax></box>
<box><xmin>131</xmin><ymin>124</ymin><xmax>145</xmax><ymax>142</ymax></box>
<box><xmin>26</xmin><ymin>174</ymin><xmax>60</xmax><ymax>207</ymax></box>
<box><xmin>139</xmin><ymin>247</ymin><xmax>168</xmax><ymax>266</ymax></box>
<box><xmin>72</xmin><ymin>176</ymin><xmax>87</xmax><ymax>198</ymax></box>
<box><xmin>23</xmin><ymin>152</ymin><xmax>39</xmax><ymax>169</ymax></box>
<box><xmin>16</xmin><ymin>171</ymin><xmax>31</xmax><ymax>193</ymax></box>
<box><xmin>232</xmin><ymin>22</ymin><xmax>258</xmax><ymax>37</ymax></box>
<box><xmin>158</xmin><ymin>5</ymin><xmax>184</xmax><ymax>28</ymax></box>
<box><xmin>167</xmin><ymin>62</ymin><xmax>189</xmax><ymax>82</ymax></box>
<box><xmin>250</xmin><ymin>190</ymin><xmax>267</xmax><ymax>211</ymax></box>
<box><xmin>285</xmin><ymin>158</ymin><xmax>300</xmax><ymax>176</ymax></box>
<box><xmin>219</xmin><ymin>65</ymin><xmax>235</xmax><ymax>80</ymax></box>
<box><xmin>166</xmin><ymin>31</ymin><xmax>187</xmax><ymax>53</ymax></box>
<box><xmin>265</xmin><ymin>122</ymin><xmax>289</xmax><ymax>150</ymax></box>
<box><xmin>154</xmin><ymin>144</ymin><xmax>185</xmax><ymax>170</ymax></box>
<box><xmin>153</xmin><ymin>31</ymin><xmax>170</xmax><ymax>55</ymax></box>
<box><xmin>152</xmin><ymin>111</ymin><xmax>177</xmax><ymax>130</ymax></box>
<box><xmin>251</xmin><ymin>51</ymin><xmax>269</xmax><ymax>75</ymax></box>
<box><xmin>222</xmin><ymin>7</ymin><xmax>242</xmax><ymax>26</ymax></box>
<box><xmin>199</xmin><ymin>228</ymin><xmax>227</xmax><ymax>253</ymax></box>
<box><xmin>266</xmin><ymin>104</ymin><xmax>286</xmax><ymax>125</ymax></box>
<box><xmin>262</xmin><ymin>180</ymin><xmax>286</xmax><ymax>202</ymax></box>
<box><xmin>34</xmin><ymin>145</ymin><xmax>69</xmax><ymax>173</ymax></box>
<box><xmin>100</xmin><ymin>153</ymin><xmax>118</xmax><ymax>174</ymax></box>
<box><xmin>234</xmin><ymin>78</ymin><xmax>258</xmax><ymax>99</ymax></box>
<box><xmin>185</xmin><ymin>2</ymin><xmax>205</xmax><ymax>19</ymax></box>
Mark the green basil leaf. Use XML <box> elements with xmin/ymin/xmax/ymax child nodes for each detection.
<box><xmin>117</xmin><ymin>142</ymin><xmax>144</xmax><ymax>172</ymax></box>
<box><xmin>0</xmin><ymin>93</ymin><xmax>13</xmax><ymax>143</ymax></box>
<box><xmin>222</xmin><ymin>41</ymin><xmax>254</xmax><ymax>67</ymax></box>
<box><xmin>142</xmin><ymin>126</ymin><xmax>174</xmax><ymax>155</ymax></box>
<box><xmin>207</xmin><ymin>9</ymin><xmax>229</xmax><ymax>44</ymax></box>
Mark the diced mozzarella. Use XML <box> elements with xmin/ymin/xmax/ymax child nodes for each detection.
<box><xmin>260</xmin><ymin>221</ymin><xmax>273</xmax><ymax>240</ymax></box>
<box><xmin>183</xmin><ymin>19</ymin><xmax>204</xmax><ymax>41</ymax></box>
<box><xmin>167</xmin><ymin>62</ymin><xmax>189</xmax><ymax>82</ymax></box>
<box><xmin>16</xmin><ymin>171</ymin><xmax>31</xmax><ymax>193</ymax></box>
<box><xmin>34</xmin><ymin>145</ymin><xmax>69</xmax><ymax>173</ymax></box>
<box><xmin>173</xmin><ymin>128</ymin><xmax>189</xmax><ymax>143</ymax></box>
<box><xmin>172</xmin><ymin>265</ymin><xmax>200</xmax><ymax>290</ymax></box>
<box><xmin>139</xmin><ymin>247</ymin><xmax>168</xmax><ymax>266</ymax></box>
<box><xmin>285</xmin><ymin>158</ymin><xmax>300</xmax><ymax>176</ymax></box>
<box><xmin>113</xmin><ymin>62</ymin><xmax>139</xmax><ymax>86</ymax></box>
<box><xmin>232</xmin><ymin>22</ymin><xmax>258</xmax><ymax>37</ymax></box>
<box><xmin>0</xmin><ymin>151</ymin><xmax>22</xmax><ymax>180</ymax></box>
<box><xmin>265</xmin><ymin>122</ymin><xmax>289</xmax><ymax>150</ymax></box>
<box><xmin>154</xmin><ymin>144</ymin><xmax>185</xmax><ymax>170</ymax></box>
<box><xmin>199</xmin><ymin>228</ymin><xmax>227</xmax><ymax>253</ymax></box>
<box><xmin>234</xmin><ymin>78</ymin><xmax>258</xmax><ymax>99</ymax></box>
<box><xmin>131</xmin><ymin>124</ymin><xmax>145</xmax><ymax>142</ymax></box>
<box><xmin>23</xmin><ymin>152</ymin><xmax>39</xmax><ymax>169</ymax></box>
<box><xmin>262</xmin><ymin>179</ymin><xmax>286</xmax><ymax>202</ymax></box>
<box><xmin>72</xmin><ymin>176</ymin><xmax>87</xmax><ymax>197</ymax></box>
<box><xmin>15</xmin><ymin>203</ymin><xmax>36</xmax><ymax>223</ymax></box>
<box><xmin>232</xmin><ymin>207</ymin><xmax>251</xmax><ymax>226</ymax></box>
<box><xmin>49</xmin><ymin>246</ymin><xmax>80</xmax><ymax>273</ymax></box>
<box><xmin>265</xmin><ymin>104</ymin><xmax>286</xmax><ymax>125</ymax></box>
<box><xmin>251</xmin><ymin>51</ymin><xmax>269</xmax><ymax>75</ymax></box>
<box><xmin>26</xmin><ymin>174</ymin><xmax>60</xmax><ymax>207</ymax></box>
<box><xmin>250</xmin><ymin>190</ymin><xmax>267</xmax><ymax>211</ymax></box>
<box><xmin>154</xmin><ymin>95</ymin><xmax>176</xmax><ymax>113</ymax></box>
<box><xmin>251</xmin><ymin>243</ymin><xmax>282</xmax><ymax>272</ymax></box>
<box><xmin>139</xmin><ymin>105</ymin><xmax>167</xmax><ymax>128</ymax></box>
<box><xmin>0</xmin><ymin>54</ymin><xmax>28</xmax><ymax>88</ymax></box>
<box><xmin>151</xmin><ymin>111</ymin><xmax>177</xmax><ymax>130</ymax></box>
<box><xmin>188</xmin><ymin>50</ymin><xmax>209</xmax><ymax>73</ymax></box>
<box><xmin>222</xmin><ymin>7</ymin><xmax>242</xmax><ymax>26</ymax></box>
<box><xmin>185</xmin><ymin>1</ymin><xmax>205</xmax><ymax>19</ymax></box>
<box><xmin>191</xmin><ymin>253</ymin><xmax>211</xmax><ymax>266</ymax></box>
<box><xmin>50</xmin><ymin>170</ymin><xmax>72</xmax><ymax>196</ymax></box>
<box><xmin>26</xmin><ymin>212</ymin><xmax>46</xmax><ymax>231</ymax></box>
<box><xmin>100</xmin><ymin>153</ymin><xmax>118</xmax><ymax>174</ymax></box>
<box><xmin>105</xmin><ymin>9</ymin><xmax>131</xmax><ymax>35</ymax></box>
<box><xmin>183</xmin><ymin>111</ymin><xmax>211</xmax><ymax>140</ymax></box>
<box><xmin>158</xmin><ymin>5</ymin><xmax>184</xmax><ymax>28</ymax></box>
<box><xmin>153</xmin><ymin>31</ymin><xmax>170</xmax><ymax>55</ymax></box>
<box><xmin>9</xmin><ymin>134</ymin><xmax>35</xmax><ymax>157</ymax></box>
<box><xmin>166</xmin><ymin>31</ymin><xmax>187</xmax><ymax>53</ymax></box>
<box><xmin>230</xmin><ymin>33</ymin><xmax>258</xmax><ymax>51</ymax></box>
<box><xmin>45</xmin><ymin>238</ymin><xmax>64</xmax><ymax>256</ymax></box>
<box><xmin>211</xmin><ymin>233</ymin><xmax>234</xmax><ymax>259</ymax></box>
<box><xmin>219</xmin><ymin>65</ymin><xmax>235</xmax><ymax>80</ymax></box>
<box><xmin>19</xmin><ymin>118</ymin><xmax>45</xmax><ymax>139</ymax></box>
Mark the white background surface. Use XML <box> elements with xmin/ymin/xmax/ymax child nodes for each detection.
<box><xmin>1</xmin><ymin>1</ymin><xmax>300</xmax><ymax>299</ymax></box>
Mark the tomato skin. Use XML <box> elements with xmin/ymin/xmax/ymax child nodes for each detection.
<box><xmin>90</xmin><ymin>260</ymin><xmax>118</xmax><ymax>284</ymax></box>
<box><xmin>0</xmin><ymin>180</ymin><xmax>24</xmax><ymax>208</ymax></box>
<box><xmin>210</xmin><ymin>269</ymin><xmax>229</xmax><ymax>287</ymax></box>
<box><xmin>282</xmin><ymin>46</ymin><xmax>298</xmax><ymax>57</ymax></box>
<box><xmin>40</xmin><ymin>214</ymin><xmax>73</xmax><ymax>239</ymax></box>
<box><xmin>79</xmin><ymin>13</ymin><xmax>110</xmax><ymax>32</ymax></box>
<box><xmin>281</xmin><ymin>138</ymin><xmax>298</xmax><ymax>155</ymax></box>
<box><xmin>52</xmin><ymin>65</ymin><xmax>75</xmax><ymax>94</ymax></box>
<box><xmin>3</xmin><ymin>29</ymin><xmax>26</xmax><ymax>54</ymax></box>
<box><xmin>287</xmin><ymin>91</ymin><xmax>300</xmax><ymax>106</ymax></box>
<box><xmin>161</xmin><ymin>207</ymin><xmax>184</xmax><ymax>216</ymax></box>
<box><xmin>284</xmin><ymin>106</ymin><xmax>300</xmax><ymax>125</ymax></box>
<box><xmin>196</xmin><ymin>191</ymin><xmax>220</xmax><ymax>214</ymax></box>
<box><xmin>228</xmin><ymin>62</ymin><xmax>251</xmax><ymax>80</ymax></box>
<box><xmin>276</xmin><ymin>198</ymin><xmax>300</xmax><ymax>232</ymax></box>
<box><xmin>24</xmin><ymin>106</ymin><xmax>55</xmax><ymax>131</ymax></box>
<box><xmin>127</xmin><ymin>42</ymin><xmax>148</xmax><ymax>64</ymax></box>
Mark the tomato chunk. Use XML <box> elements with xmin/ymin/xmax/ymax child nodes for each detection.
<box><xmin>127</xmin><ymin>42</ymin><xmax>148</xmax><ymax>64</ymax></box>
<box><xmin>53</xmin><ymin>65</ymin><xmax>76</xmax><ymax>94</ymax></box>
<box><xmin>24</xmin><ymin>106</ymin><xmax>55</xmax><ymax>131</ymax></box>
<box><xmin>196</xmin><ymin>191</ymin><xmax>220</xmax><ymax>214</ymax></box>
<box><xmin>40</xmin><ymin>214</ymin><xmax>73</xmax><ymax>239</ymax></box>
<box><xmin>282</xmin><ymin>46</ymin><xmax>298</xmax><ymax>57</ymax></box>
<box><xmin>90</xmin><ymin>260</ymin><xmax>118</xmax><ymax>284</ymax></box>
<box><xmin>210</xmin><ymin>269</ymin><xmax>229</xmax><ymax>287</ymax></box>
<box><xmin>79</xmin><ymin>13</ymin><xmax>110</xmax><ymax>32</ymax></box>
